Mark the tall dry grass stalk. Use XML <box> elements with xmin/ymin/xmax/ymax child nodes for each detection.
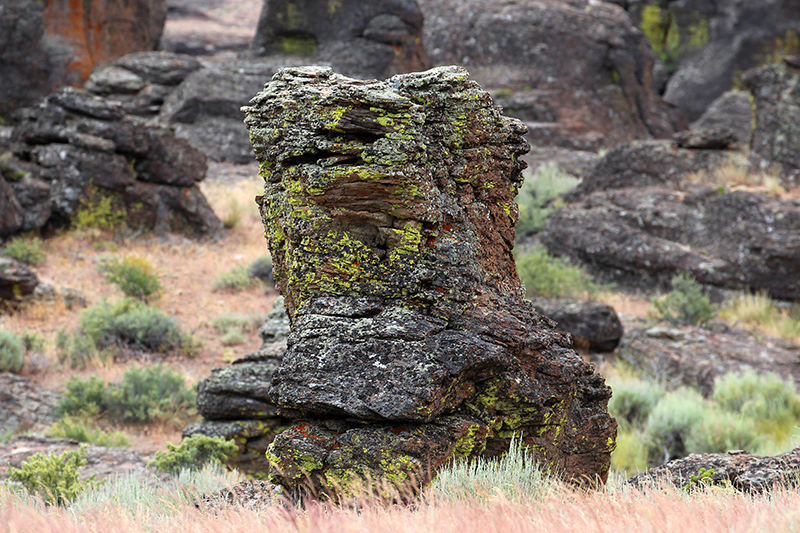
<box><xmin>685</xmin><ymin>156</ymin><xmax>785</xmax><ymax>194</ymax></box>
<box><xmin>4</xmin><ymin>481</ymin><xmax>800</xmax><ymax>533</ymax></box>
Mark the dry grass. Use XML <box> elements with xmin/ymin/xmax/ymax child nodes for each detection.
<box><xmin>719</xmin><ymin>292</ymin><xmax>800</xmax><ymax>344</ymax></box>
<box><xmin>3</xmin><ymin>481</ymin><xmax>800</xmax><ymax>533</ymax></box>
<box><xmin>0</xmin><ymin>170</ymin><xmax>276</xmax><ymax>454</ymax></box>
<box><xmin>684</xmin><ymin>155</ymin><xmax>787</xmax><ymax>195</ymax></box>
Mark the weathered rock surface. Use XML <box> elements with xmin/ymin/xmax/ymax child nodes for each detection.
<box><xmin>3</xmin><ymin>84</ymin><xmax>222</xmax><ymax>237</ymax></box>
<box><xmin>542</xmin><ymin>187</ymin><xmax>800</xmax><ymax>299</ymax></box>
<box><xmin>243</xmin><ymin>65</ymin><xmax>616</xmax><ymax>493</ymax></box>
<box><xmin>615</xmin><ymin>0</ymin><xmax>800</xmax><ymax>122</ymax></box>
<box><xmin>532</xmin><ymin>299</ymin><xmax>624</xmax><ymax>353</ymax></box>
<box><xmin>0</xmin><ymin>0</ymin><xmax>168</xmax><ymax>123</ymax></box>
<box><xmin>0</xmin><ymin>257</ymin><xmax>40</xmax><ymax>302</ymax></box>
<box><xmin>565</xmin><ymin>140</ymin><xmax>734</xmax><ymax>201</ymax></box>
<box><xmin>251</xmin><ymin>0</ymin><xmax>430</xmax><ymax>81</ymax></box>
<box><xmin>745</xmin><ymin>59</ymin><xmax>800</xmax><ymax>188</ymax></box>
<box><xmin>629</xmin><ymin>448</ymin><xmax>800</xmax><ymax>493</ymax></box>
<box><xmin>418</xmin><ymin>0</ymin><xmax>683</xmax><ymax>151</ymax></box>
<box><xmin>0</xmin><ymin>373</ymin><xmax>62</xmax><ymax>436</ymax></box>
<box><xmin>184</xmin><ymin>298</ymin><xmax>291</xmax><ymax>478</ymax></box>
<box><xmin>616</xmin><ymin>320</ymin><xmax>800</xmax><ymax>397</ymax></box>
<box><xmin>689</xmin><ymin>90</ymin><xmax>753</xmax><ymax>146</ymax></box>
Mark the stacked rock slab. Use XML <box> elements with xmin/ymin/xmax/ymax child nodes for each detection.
<box><xmin>243</xmin><ymin>65</ymin><xmax>617</xmax><ymax>493</ymax></box>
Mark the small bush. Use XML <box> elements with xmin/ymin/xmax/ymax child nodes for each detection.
<box><xmin>47</xmin><ymin>416</ymin><xmax>130</xmax><ymax>448</ymax></box>
<box><xmin>73</xmin><ymin>187</ymin><xmax>127</xmax><ymax>232</ymax></box>
<box><xmin>213</xmin><ymin>265</ymin><xmax>260</xmax><ymax>292</ymax></box>
<box><xmin>79</xmin><ymin>299</ymin><xmax>191</xmax><ymax>354</ymax></box>
<box><xmin>0</xmin><ymin>329</ymin><xmax>24</xmax><ymax>373</ymax></box>
<box><xmin>56</xmin><ymin>365</ymin><xmax>196</xmax><ymax>426</ymax></box>
<box><xmin>651</xmin><ymin>274</ymin><xmax>716</xmax><ymax>326</ymax></box>
<box><xmin>20</xmin><ymin>330</ymin><xmax>46</xmax><ymax>353</ymax></box>
<box><xmin>515</xmin><ymin>163</ymin><xmax>580</xmax><ymax>238</ymax></box>
<box><xmin>515</xmin><ymin>244</ymin><xmax>599</xmax><ymax>299</ymax></box>
<box><xmin>609</xmin><ymin>378</ymin><xmax>666</xmax><ymax>428</ymax></box>
<box><xmin>5</xmin><ymin>446</ymin><xmax>99</xmax><ymax>506</ymax></box>
<box><xmin>211</xmin><ymin>312</ymin><xmax>264</xmax><ymax>346</ymax></box>
<box><xmin>248</xmin><ymin>255</ymin><xmax>273</xmax><ymax>285</ymax></box>
<box><xmin>99</xmin><ymin>255</ymin><xmax>161</xmax><ymax>302</ymax></box>
<box><xmin>56</xmin><ymin>328</ymin><xmax>108</xmax><ymax>370</ymax></box>
<box><xmin>148</xmin><ymin>434</ymin><xmax>237</xmax><ymax>475</ymax></box>
<box><xmin>2</xmin><ymin>237</ymin><xmax>45</xmax><ymax>265</ymax></box>
<box><xmin>644</xmin><ymin>388</ymin><xmax>708</xmax><ymax>464</ymax></box>
<box><xmin>684</xmin><ymin>409</ymin><xmax>762</xmax><ymax>455</ymax></box>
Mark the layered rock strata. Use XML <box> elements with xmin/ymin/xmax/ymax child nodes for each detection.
<box><xmin>243</xmin><ymin>65</ymin><xmax>617</xmax><ymax>493</ymax></box>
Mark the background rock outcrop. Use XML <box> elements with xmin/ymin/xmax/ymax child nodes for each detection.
<box><xmin>419</xmin><ymin>0</ymin><xmax>683</xmax><ymax>151</ymax></box>
<box><xmin>250</xmin><ymin>0</ymin><xmax>430</xmax><ymax>81</ymax></box>
<box><xmin>243</xmin><ymin>65</ymin><xmax>616</xmax><ymax>493</ymax></box>
<box><xmin>0</xmin><ymin>0</ymin><xmax>168</xmax><ymax>124</ymax></box>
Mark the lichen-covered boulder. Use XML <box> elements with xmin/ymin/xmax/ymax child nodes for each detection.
<box><xmin>744</xmin><ymin>58</ymin><xmax>800</xmax><ymax>189</ymax></box>
<box><xmin>243</xmin><ymin>65</ymin><xmax>617</xmax><ymax>494</ymax></box>
<box><xmin>250</xmin><ymin>0</ymin><xmax>430</xmax><ymax>81</ymax></box>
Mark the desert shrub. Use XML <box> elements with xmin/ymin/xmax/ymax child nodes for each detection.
<box><xmin>712</xmin><ymin>369</ymin><xmax>800</xmax><ymax>442</ymax></box>
<box><xmin>78</xmin><ymin>298</ymin><xmax>191</xmax><ymax>354</ymax></box>
<box><xmin>220</xmin><ymin>330</ymin><xmax>245</xmax><ymax>346</ymax></box>
<box><xmin>148</xmin><ymin>434</ymin><xmax>237</xmax><ymax>475</ymax></box>
<box><xmin>683</xmin><ymin>409</ymin><xmax>762</xmax><ymax>455</ymax></box>
<box><xmin>610</xmin><ymin>428</ymin><xmax>649</xmax><ymax>478</ymax></box>
<box><xmin>651</xmin><ymin>274</ymin><xmax>716</xmax><ymax>326</ymax></box>
<box><xmin>73</xmin><ymin>187</ymin><xmax>127</xmax><ymax>232</ymax></box>
<box><xmin>20</xmin><ymin>330</ymin><xmax>46</xmax><ymax>353</ymax></box>
<box><xmin>99</xmin><ymin>255</ymin><xmax>161</xmax><ymax>302</ymax></box>
<box><xmin>608</xmin><ymin>378</ymin><xmax>666</xmax><ymax>428</ymax></box>
<box><xmin>0</xmin><ymin>329</ymin><xmax>24</xmax><ymax>373</ymax></box>
<box><xmin>643</xmin><ymin>388</ymin><xmax>709</xmax><ymax>464</ymax></box>
<box><xmin>47</xmin><ymin>416</ymin><xmax>130</xmax><ymax>448</ymax></box>
<box><xmin>515</xmin><ymin>163</ymin><xmax>580</xmax><ymax>238</ymax></box>
<box><xmin>719</xmin><ymin>292</ymin><xmax>800</xmax><ymax>342</ymax></box>
<box><xmin>213</xmin><ymin>265</ymin><xmax>260</xmax><ymax>292</ymax></box>
<box><xmin>211</xmin><ymin>312</ymin><xmax>264</xmax><ymax>346</ymax></box>
<box><xmin>103</xmin><ymin>365</ymin><xmax>196</xmax><ymax>424</ymax></box>
<box><xmin>56</xmin><ymin>366</ymin><xmax>195</xmax><ymax>425</ymax></box>
<box><xmin>5</xmin><ymin>446</ymin><xmax>99</xmax><ymax>506</ymax></box>
<box><xmin>248</xmin><ymin>255</ymin><xmax>273</xmax><ymax>284</ymax></box>
<box><xmin>515</xmin><ymin>244</ymin><xmax>599</xmax><ymax>299</ymax></box>
<box><xmin>429</xmin><ymin>436</ymin><xmax>561</xmax><ymax>504</ymax></box>
<box><xmin>2</xmin><ymin>237</ymin><xmax>44</xmax><ymax>265</ymax></box>
<box><xmin>55</xmin><ymin>328</ymin><xmax>108</xmax><ymax>370</ymax></box>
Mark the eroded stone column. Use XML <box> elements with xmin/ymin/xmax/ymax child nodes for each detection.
<box><xmin>243</xmin><ymin>65</ymin><xmax>616</xmax><ymax>493</ymax></box>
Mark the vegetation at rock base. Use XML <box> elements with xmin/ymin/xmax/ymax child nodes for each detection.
<box><xmin>608</xmin><ymin>369</ymin><xmax>800</xmax><ymax>477</ymax></box>
<box><xmin>213</xmin><ymin>264</ymin><xmax>262</xmax><ymax>293</ymax></box>
<box><xmin>1</xmin><ymin>237</ymin><xmax>45</xmax><ymax>266</ymax></box>
<box><xmin>73</xmin><ymin>187</ymin><xmax>128</xmax><ymax>234</ymax></box>
<box><xmin>148</xmin><ymin>434</ymin><xmax>238</xmax><ymax>475</ymax></box>
<box><xmin>651</xmin><ymin>274</ymin><xmax>716</xmax><ymax>326</ymax></box>
<box><xmin>515</xmin><ymin>163</ymin><xmax>580</xmax><ymax>238</ymax></box>
<box><xmin>719</xmin><ymin>292</ymin><xmax>800</xmax><ymax>342</ymax></box>
<box><xmin>0</xmin><ymin>328</ymin><xmax>24</xmax><ymax>373</ymax></box>
<box><xmin>98</xmin><ymin>255</ymin><xmax>162</xmax><ymax>302</ymax></box>
<box><xmin>4</xmin><ymin>446</ymin><xmax>99</xmax><ymax>507</ymax></box>
<box><xmin>515</xmin><ymin>244</ymin><xmax>600</xmax><ymax>299</ymax></box>
<box><xmin>47</xmin><ymin>415</ymin><xmax>131</xmax><ymax>448</ymax></box>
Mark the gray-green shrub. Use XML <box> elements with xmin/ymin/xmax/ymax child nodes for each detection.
<box><xmin>515</xmin><ymin>163</ymin><xmax>580</xmax><ymax>239</ymax></box>
<box><xmin>98</xmin><ymin>255</ymin><xmax>161</xmax><ymax>302</ymax></box>
<box><xmin>2</xmin><ymin>237</ymin><xmax>44</xmax><ymax>265</ymax></box>
<box><xmin>0</xmin><ymin>329</ymin><xmax>24</xmax><ymax>373</ymax></box>
<box><xmin>47</xmin><ymin>416</ymin><xmax>130</xmax><ymax>448</ymax></box>
<box><xmin>644</xmin><ymin>388</ymin><xmax>708</xmax><ymax>464</ymax></box>
<box><xmin>515</xmin><ymin>244</ymin><xmax>599</xmax><ymax>299</ymax></box>
<box><xmin>148</xmin><ymin>434</ymin><xmax>237</xmax><ymax>475</ymax></box>
<box><xmin>5</xmin><ymin>446</ymin><xmax>99</xmax><ymax>506</ymax></box>
<box><xmin>683</xmin><ymin>409</ymin><xmax>762</xmax><ymax>454</ymax></box>
<box><xmin>213</xmin><ymin>265</ymin><xmax>260</xmax><ymax>292</ymax></box>
<box><xmin>609</xmin><ymin>379</ymin><xmax>665</xmax><ymax>428</ymax></box>
<box><xmin>652</xmin><ymin>274</ymin><xmax>716</xmax><ymax>326</ymax></box>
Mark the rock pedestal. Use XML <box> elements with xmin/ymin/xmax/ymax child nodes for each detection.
<box><xmin>243</xmin><ymin>65</ymin><xmax>616</xmax><ymax>493</ymax></box>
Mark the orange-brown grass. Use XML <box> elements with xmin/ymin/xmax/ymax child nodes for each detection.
<box><xmin>596</xmin><ymin>291</ymin><xmax>652</xmax><ymax>318</ymax></box>
<box><xmin>0</xmin><ymin>170</ymin><xmax>276</xmax><ymax>453</ymax></box>
<box><xmin>3</xmin><ymin>482</ymin><xmax>800</xmax><ymax>533</ymax></box>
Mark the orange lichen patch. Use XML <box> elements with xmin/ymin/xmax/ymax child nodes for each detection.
<box><xmin>42</xmin><ymin>0</ymin><xmax>105</xmax><ymax>84</ymax></box>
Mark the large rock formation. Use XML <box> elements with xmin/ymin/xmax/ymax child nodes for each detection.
<box><xmin>2</xmin><ymin>84</ymin><xmax>222</xmax><ymax>237</ymax></box>
<box><xmin>744</xmin><ymin>58</ymin><xmax>800</xmax><ymax>189</ymax></box>
<box><xmin>250</xmin><ymin>0</ymin><xmax>430</xmax><ymax>81</ymax></box>
<box><xmin>243</xmin><ymin>65</ymin><xmax>616</xmax><ymax>493</ymax></box>
<box><xmin>0</xmin><ymin>0</ymin><xmax>168</xmax><ymax>123</ymax></box>
<box><xmin>613</xmin><ymin>0</ymin><xmax>800</xmax><ymax>122</ymax></box>
<box><xmin>418</xmin><ymin>0</ymin><xmax>683</xmax><ymax>151</ymax></box>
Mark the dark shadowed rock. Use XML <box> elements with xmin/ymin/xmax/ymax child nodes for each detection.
<box><xmin>532</xmin><ymin>299</ymin><xmax>624</xmax><ymax>353</ymax></box>
<box><xmin>419</xmin><ymin>0</ymin><xmax>683</xmax><ymax>151</ymax></box>
<box><xmin>744</xmin><ymin>59</ymin><xmax>800</xmax><ymax>188</ymax></box>
<box><xmin>617</xmin><ymin>320</ymin><xmax>800</xmax><ymax>396</ymax></box>
<box><xmin>4</xmin><ymin>86</ymin><xmax>222</xmax><ymax>237</ymax></box>
<box><xmin>689</xmin><ymin>90</ymin><xmax>753</xmax><ymax>145</ymax></box>
<box><xmin>0</xmin><ymin>257</ymin><xmax>39</xmax><ymax>302</ymax></box>
<box><xmin>243</xmin><ymin>65</ymin><xmax>616</xmax><ymax>494</ymax></box>
<box><xmin>672</xmin><ymin>128</ymin><xmax>738</xmax><ymax>150</ymax></box>
<box><xmin>629</xmin><ymin>448</ymin><xmax>800</xmax><ymax>493</ymax></box>
<box><xmin>251</xmin><ymin>0</ymin><xmax>430</xmax><ymax>81</ymax></box>
<box><xmin>541</xmin><ymin>187</ymin><xmax>800</xmax><ymax>299</ymax></box>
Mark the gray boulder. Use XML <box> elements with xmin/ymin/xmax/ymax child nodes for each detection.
<box><xmin>532</xmin><ymin>299</ymin><xmax>624</xmax><ymax>353</ymax></box>
<box><xmin>0</xmin><ymin>257</ymin><xmax>39</xmax><ymax>302</ymax></box>
<box><xmin>689</xmin><ymin>90</ymin><xmax>754</xmax><ymax>145</ymax></box>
